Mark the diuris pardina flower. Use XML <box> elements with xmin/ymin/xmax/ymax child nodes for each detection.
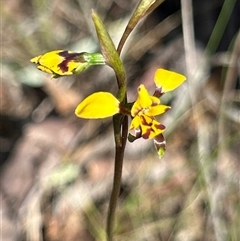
<box><xmin>128</xmin><ymin>84</ymin><xmax>170</xmax><ymax>157</ymax></box>
<box><xmin>74</xmin><ymin>68</ymin><xmax>186</xmax><ymax>158</ymax></box>
<box><xmin>129</xmin><ymin>69</ymin><xmax>186</xmax><ymax>157</ymax></box>
<box><xmin>129</xmin><ymin>84</ymin><xmax>170</xmax><ymax>139</ymax></box>
<box><xmin>30</xmin><ymin>50</ymin><xmax>105</xmax><ymax>78</ymax></box>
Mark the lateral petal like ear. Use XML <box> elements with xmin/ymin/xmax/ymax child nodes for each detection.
<box><xmin>75</xmin><ymin>92</ymin><xmax>120</xmax><ymax>119</ymax></box>
<box><xmin>154</xmin><ymin>68</ymin><xmax>186</xmax><ymax>93</ymax></box>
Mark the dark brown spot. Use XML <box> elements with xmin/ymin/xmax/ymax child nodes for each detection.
<box><xmin>153</xmin><ymin>87</ymin><xmax>164</xmax><ymax>98</ymax></box>
<box><xmin>58</xmin><ymin>51</ymin><xmax>86</xmax><ymax>73</ymax></box>
<box><xmin>154</xmin><ymin>134</ymin><xmax>166</xmax><ymax>151</ymax></box>
<box><xmin>140</xmin><ymin>115</ymin><xmax>150</xmax><ymax>126</ymax></box>
<box><xmin>58</xmin><ymin>60</ymin><xmax>69</xmax><ymax>73</ymax></box>
<box><xmin>154</xmin><ymin>123</ymin><xmax>165</xmax><ymax>130</ymax></box>
<box><xmin>142</xmin><ymin>128</ymin><xmax>151</xmax><ymax>139</ymax></box>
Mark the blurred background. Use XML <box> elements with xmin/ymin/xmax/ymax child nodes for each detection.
<box><xmin>1</xmin><ymin>0</ymin><xmax>240</xmax><ymax>240</ymax></box>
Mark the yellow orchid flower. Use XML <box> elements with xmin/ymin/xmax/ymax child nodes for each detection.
<box><xmin>129</xmin><ymin>84</ymin><xmax>170</xmax><ymax>138</ymax></box>
<box><xmin>74</xmin><ymin>68</ymin><xmax>186</xmax><ymax>158</ymax></box>
<box><xmin>128</xmin><ymin>84</ymin><xmax>170</xmax><ymax>158</ymax></box>
<box><xmin>30</xmin><ymin>50</ymin><xmax>105</xmax><ymax>78</ymax></box>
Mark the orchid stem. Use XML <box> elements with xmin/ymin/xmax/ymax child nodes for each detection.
<box><xmin>107</xmin><ymin>115</ymin><xmax>128</xmax><ymax>241</ymax></box>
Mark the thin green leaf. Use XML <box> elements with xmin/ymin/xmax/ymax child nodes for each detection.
<box><xmin>92</xmin><ymin>10</ymin><xmax>126</xmax><ymax>102</ymax></box>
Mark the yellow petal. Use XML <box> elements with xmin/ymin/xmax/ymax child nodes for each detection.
<box><xmin>137</xmin><ymin>84</ymin><xmax>153</xmax><ymax>107</ymax></box>
<box><xmin>30</xmin><ymin>55</ymin><xmax>41</xmax><ymax>64</ymax></box>
<box><xmin>130</xmin><ymin>114</ymin><xmax>165</xmax><ymax>139</ymax></box>
<box><xmin>37</xmin><ymin>65</ymin><xmax>55</xmax><ymax>75</ymax></box>
<box><xmin>31</xmin><ymin>50</ymin><xmax>63</xmax><ymax>65</ymax></box>
<box><xmin>130</xmin><ymin>115</ymin><xmax>141</xmax><ymax>130</ymax></box>
<box><xmin>75</xmin><ymin>92</ymin><xmax>120</xmax><ymax>119</ymax></box>
<box><xmin>140</xmin><ymin>115</ymin><xmax>165</xmax><ymax>139</ymax></box>
<box><xmin>147</xmin><ymin>105</ymin><xmax>171</xmax><ymax>116</ymax></box>
<box><xmin>131</xmin><ymin>84</ymin><xmax>160</xmax><ymax>116</ymax></box>
<box><xmin>154</xmin><ymin>68</ymin><xmax>186</xmax><ymax>93</ymax></box>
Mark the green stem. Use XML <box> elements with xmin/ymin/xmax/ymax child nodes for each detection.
<box><xmin>92</xmin><ymin>2</ymin><xmax>167</xmax><ymax>239</ymax></box>
<box><xmin>91</xmin><ymin>8</ymin><xmax>129</xmax><ymax>241</ymax></box>
<box><xmin>84</xmin><ymin>52</ymin><xmax>106</xmax><ymax>65</ymax></box>
<box><xmin>107</xmin><ymin>115</ymin><xmax>128</xmax><ymax>241</ymax></box>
